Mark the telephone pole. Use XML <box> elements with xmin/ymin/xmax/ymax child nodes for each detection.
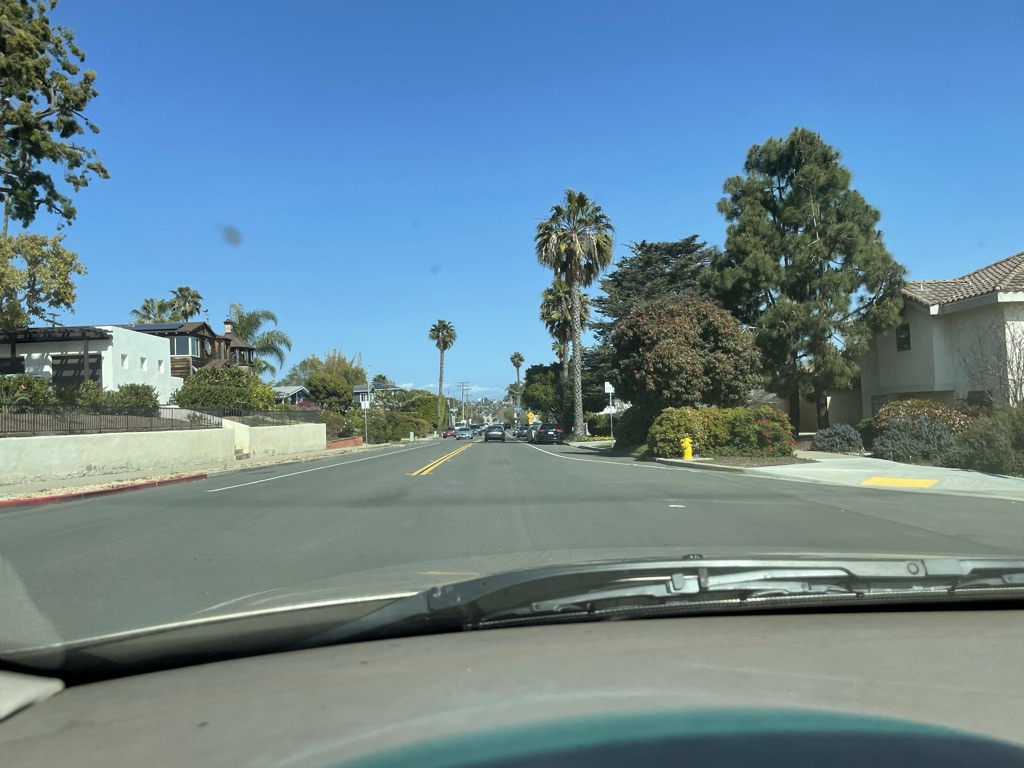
<box><xmin>458</xmin><ymin>381</ymin><xmax>470</xmax><ymax>423</ymax></box>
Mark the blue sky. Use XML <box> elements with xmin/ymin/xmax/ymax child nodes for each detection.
<box><xmin>39</xmin><ymin>0</ymin><xmax>1024</xmax><ymax>398</ymax></box>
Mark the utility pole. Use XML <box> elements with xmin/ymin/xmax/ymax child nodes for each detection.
<box><xmin>458</xmin><ymin>381</ymin><xmax>469</xmax><ymax>423</ymax></box>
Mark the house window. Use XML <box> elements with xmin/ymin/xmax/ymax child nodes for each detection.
<box><xmin>140</xmin><ymin>356</ymin><xmax>147</xmax><ymax>371</ymax></box>
<box><xmin>120</xmin><ymin>354</ymin><xmax>129</xmax><ymax>369</ymax></box>
<box><xmin>172</xmin><ymin>336</ymin><xmax>200</xmax><ymax>356</ymax></box>
<box><xmin>896</xmin><ymin>323</ymin><xmax>911</xmax><ymax>352</ymax></box>
<box><xmin>158</xmin><ymin>359</ymin><xmax>165</xmax><ymax>373</ymax></box>
<box><xmin>870</xmin><ymin>395</ymin><xmax>887</xmax><ymax>415</ymax></box>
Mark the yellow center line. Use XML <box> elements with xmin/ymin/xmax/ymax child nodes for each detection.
<box><xmin>408</xmin><ymin>443</ymin><xmax>474</xmax><ymax>476</ymax></box>
<box><xmin>861</xmin><ymin>476</ymin><xmax>938</xmax><ymax>488</ymax></box>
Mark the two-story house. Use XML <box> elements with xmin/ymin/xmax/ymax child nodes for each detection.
<box><xmin>128</xmin><ymin>320</ymin><xmax>257</xmax><ymax>380</ymax></box>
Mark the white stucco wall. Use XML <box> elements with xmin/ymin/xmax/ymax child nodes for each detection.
<box><xmin>0</xmin><ymin>429</ymin><xmax>236</xmax><ymax>484</ymax></box>
<box><xmin>96</xmin><ymin>326</ymin><xmax>180</xmax><ymax>403</ymax></box>
<box><xmin>248</xmin><ymin>423</ymin><xmax>326</xmax><ymax>456</ymax></box>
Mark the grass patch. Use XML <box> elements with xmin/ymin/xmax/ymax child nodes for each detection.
<box><xmin>608</xmin><ymin>442</ymin><xmax>650</xmax><ymax>459</ymax></box>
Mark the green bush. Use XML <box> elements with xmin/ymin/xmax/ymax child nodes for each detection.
<box><xmin>111</xmin><ymin>383</ymin><xmax>160</xmax><ymax>414</ymax></box>
<box><xmin>872</xmin><ymin>416</ymin><xmax>955</xmax><ymax>464</ymax></box>
<box><xmin>949</xmin><ymin>407</ymin><xmax>1024</xmax><ymax>477</ymax></box>
<box><xmin>172</xmin><ymin>365</ymin><xmax>275</xmax><ymax>410</ymax></box>
<box><xmin>647</xmin><ymin>407</ymin><xmax>709</xmax><ymax>457</ymax></box>
<box><xmin>874</xmin><ymin>399</ymin><xmax>973</xmax><ymax>434</ymax></box>
<box><xmin>366</xmin><ymin>410</ymin><xmax>432</xmax><ymax>442</ymax></box>
<box><xmin>55</xmin><ymin>379</ymin><xmax>109</xmax><ymax>408</ymax></box>
<box><xmin>586</xmin><ymin>412</ymin><xmax>612</xmax><ymax>437</ymax></box>
<box><xmin>704</xmin><ymin>406</ymin><xmax>794</xmax><ymax>457</ymax></box>
<box><xmin>319</xmin><ymin>409</ymin><xmax>361</xmax><ymax>438</ymax></box>
<box><xmin>1</xmin><ymin>374</ymin><xmax>57</xmax><ymax>407</ymax></box>
<box><xmin>811</xmin><ymin>423</ymin><xmax>864</xmax><ymax>453</ymax></box>
<box><xmin>612</xmin><ymin>405</ymin><xmax>658</xmax><ymax>449</ymax></box>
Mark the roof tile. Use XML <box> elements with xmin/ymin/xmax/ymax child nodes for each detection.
<box><xmin>904</xmin><ymin>251</ymin><xmax>1024</xmax><ymax>306</ymax></box>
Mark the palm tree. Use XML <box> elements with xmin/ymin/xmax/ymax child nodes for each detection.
<box><xmin>170</xmin><ymin>286</ymin><xmax>203</xmax><ymax>321</ymax></box>
<box><xmin>131</xmin><ymin>298</ymin><xmax>175</xmax><ymax>323</ymax></box>
<box><xmin>535</xmin><ymin>190</ymin><xmax>613</xmax><ymax>439</ymax></box>
<box><xmin>509</xmin><ymin>352</ymin><xmax>524</xmax><ymax>409</ymax></box>
<box><xmin>228</xmin><ymin>303</ymin><xmax>292</xmax><ymax>376</ymax></box>
<box><xmin>428</xmin><ymin>320</ymin><xmax>456</xmax><ymax>432</ymax></box>
<box><xmin>540</xmin><ymin>279</ymin><xmax>589</xmax><ymax>404</ymax></box>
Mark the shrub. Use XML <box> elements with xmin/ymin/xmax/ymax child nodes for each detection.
<box><xmin>172</xmin><ymin>365</ymin><xmax>275</xmax><ymax>410</ymax></box>
<box><xmin>648</xmin><ymin>407</ymin><xmax>709</xmax><ymax>457</ymax></box>
<box><xmin>857</xmin><ymin>418</ymin><xmax>879</xmax><ymax>451</ymax></box>
<box><xmin>55</xmin><ymin>379</ymin><xmax>109</xmax><ymax>408</ymax></box>
<box><xmin>1</xmin><ymin>374</ymin><xmax>57</xmax><ymax>407</ymax></box>
<box><xmin>874</xmin><ymin>399</ymin><xmax>972</xmax><ymax>434</ymax></box>
<box><xmin>949</xmin><ymin>407</ymin><xmax>1024</xmax><ymax>477</ymax></box>
<box><xmin>872</xmin><ymin>416</ymin><xmax>955</xmax><ymax>464</ymax></box>
<box><xmin>366</xmin><ymin>410</ymin><xmax>432</xmax><ymax>442</ymax></box>
<box><xmin>111</xmin><ymin>383</ymin><xmax>160</xmax><ymax>414</ymax></box>
<box><xmin>811</xmin><ymin>423</ymin><xmax>864</xmax><ymax>453</ymax></box>
<box><xmin>611</xmin><ymin>405</ymin><xmax>659</xmax><ymax>449</ymax></box>
<box><xmin>586</xmin><ymin>412</ymin><xmax>612</xmax><ymax>437</ymax></box>
<box><xmin>701</xmin><ymin>406</ymin><xmax>794</xmax><ymax>457</ymax></box>
<box><xmin>319</xmin><ymin>409</ymin><xmax>361</xmax><ymax>438</ymax></box>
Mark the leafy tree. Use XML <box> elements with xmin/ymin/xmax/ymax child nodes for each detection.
<box><xmin>170</xmin><ymin>286</ymin><xmax>203</xmax><ymax>321</ymax></box>
<box><xmin>0</xmin><ymin>233</ymin><xmax>84</xmax><ymax>329</ymax></box>
<box><xmin>400</xmin><ymin>391</ymin><xmax>449</xmax><ymax>429</ymax></box>
<box><xmin>0</xmin><ymin>0</ymin><xmax>109</xmax><ymax>232</ymax></box>
<box><xmin>229</xmin><ymin>303</ymin><xmax>292</xmax><ymax>376</ymax></box>
<box><xmin>278</xmin><ymin>349</ymin><xmax>365</xmax><ymax>388</ymax></box>
<box><xmin>705</xmin><ymin>127</ymin><xmax>906</xmax><ymax>430</ymax></box>
<box><xmin>609</xmin><ymin>297</ymin><xmax>762</xmax><ymax>418</ymax></box>
<box><xmin>428</xmin><ymin>319</ymin><xmax>456</xmax><ymax>434</ymax></box>
<box><xmin>305</xmin><ymin>370</ymin><xmax>353</xmax><ymax>411</ymax></box>
<box><xmin>172</xmin><ymin>365</ymin><xmax>275</xmax><ymax>410</ymax></box>
<box><xmin>536</xmin><ymin>189</ymin><xmax>614</xmax><ymax>439</ymax></box>
<box><xmin>592</xmin><ymin>236</ymin><xmax>714</xmax><ymax>342</ymax></box>
<box><xmin>520</xmin><ymin>363</ymin><xmax>563</xmax><ymax>420</ymax></box>
<box><xmin>131</xmin><ymin>297</ymin><xmax>176</xmax><ymax>324</ymax></box>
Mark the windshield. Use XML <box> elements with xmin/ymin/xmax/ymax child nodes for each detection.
<box><xmin>1</xmin><ymin>0</ymin><xmax>1023</xmax><ymax>670</ymax></box>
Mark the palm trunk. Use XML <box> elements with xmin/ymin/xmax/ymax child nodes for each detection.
<box><xmin>569</xmin><ymin>281</ymin><xmax>584</xmax><ymax>440</ymax></box>
<box><xmin>437</xmin><ymin>350</ymin><xmax>445</xmax><ymax>432</ymax></box>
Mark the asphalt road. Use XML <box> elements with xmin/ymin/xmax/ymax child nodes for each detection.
<box><xmin>3</xmin><ymin>436</ymin><xmax>1023</xmax><ymax>645</ymax></box>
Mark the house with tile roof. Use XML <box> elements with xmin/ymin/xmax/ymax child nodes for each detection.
<box><xmin>856</xmin><ymin>251</ymin><xmax>1024</xmax><ymax>416</ymax></box>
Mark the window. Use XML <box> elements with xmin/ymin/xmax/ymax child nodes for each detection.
<box><xmin>158</xmin><ymin>359</ymin><xmax>165</xmax><ymax>373</ymax></box>
<box><xmin>140</xmin><ymin>356</ymin><xmax>147</xmax><ymax>371</ymax></box>
<box><xmin>120</xmin><ymin>354</ymin><xmax>128</xmax><ymax>369</ymax></box>
<box><xmin>895</xmin><ymin>323</ymin><xmax>911</xmax><ymax>351</ymax></box>
<box><xmin>172</xmin><ymin>336</ymin><xmax>200</xmax><ymax>356</ymax></box>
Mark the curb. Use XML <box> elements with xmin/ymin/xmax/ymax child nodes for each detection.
<box><xmin>653</xmin><ymin>457</ymin><xmax>746</xmax><ymax>474</ymax></box>
<box><xmin>0</xmin><ymin>473</ymin><xmax>208</xmax><ymax>509</ymax></box>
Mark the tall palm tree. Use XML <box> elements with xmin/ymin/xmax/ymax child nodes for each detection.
<box><xmin>509</xmin><ymin>352</ymin><xmax>524</xmax><ymax>408</ymax></box>
<box><xmin>229</xmin><ymin>303</ymin><xmax>292</xmax><ymax>376</ymax></box>
<box><xmin>428</xmin><ymin>320</ymin><xmax>457</xmax><ymax>432</ymax></box>
<box><xmin>131</xmin><ymin>298</ymin><xmax>175</xmax><ymax>323</ymax></box>
<box><xmin>535</xmin><ymin>190</ymin><xmax>614</xmax><ymax>438</ymax></box>
<box><xmin>540</xmin><ymin>279</ymin><xmax>589</xmax><ymax>403</ymax></box>
<box><xmin>170</xmin><ymin>286</ymin><xmax>203</xmax><ymax>321</ymax></box>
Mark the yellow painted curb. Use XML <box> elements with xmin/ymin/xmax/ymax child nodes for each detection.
<box><xmin>861</xmin><ymin>476</ymin><xmax>938</xmax><ymax>488</ymax></box>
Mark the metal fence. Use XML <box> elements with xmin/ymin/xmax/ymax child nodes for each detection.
<box><xmin>0</xmin><ymin>406</ymin><xmax>320</xmax><ymax>438</ymax></box>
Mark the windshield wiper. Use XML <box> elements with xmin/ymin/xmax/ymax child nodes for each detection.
<box><xmin>293</xmin><ymin>555</ymin><xmax>1024</xmax><ymax>645</ymax></box>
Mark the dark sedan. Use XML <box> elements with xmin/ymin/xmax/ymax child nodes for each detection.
<box><xmin>483</xmin><ymin>424</ymin><xmax>506</xmax><ymax>442</ymax></box>
<box><xmin>532</xmin><ymin>423</ymin><xmax>564</xmax><ymax>444</ymax></box>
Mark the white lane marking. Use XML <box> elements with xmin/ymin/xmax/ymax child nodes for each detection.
<box><xmin>527</xmin><ymin>443</ymin><xmax>673</xmax><ymax>469</ymax></box>
<box><xmin>206</xmin><ymin>444</ymin><xmax>432</xmax><ymax>493</ymax></box>
<box><xmin>669</xmin><ymin>504</ymin><xmax>686</xmax><ymax>508</ymax></box>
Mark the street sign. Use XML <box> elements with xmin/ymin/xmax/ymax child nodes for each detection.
<box><xmin>604</xmin><ymin>381</ymin><xmax>615</xmax><ymax>394</ymax></box>
<box><xmin>361</xmin><ymin>400</ymin><xmax>369</xmax><ymax>410</ymax></box>
<box><xmin>527</xmin><ymin>411</ymin><xmax>534</xmax><ymax>424</ymax></box>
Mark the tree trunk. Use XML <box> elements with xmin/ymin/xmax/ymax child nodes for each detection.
<box><xmin>815</xmin><ymin>389</ymin><xmax>830</xmax><ymax>430</ymax></box>
<box><xmin>788</xmin><ymin>390</ymin><xmax>801</xmax><ymax>435</ymax></box>
<box><xmin>437</xmin><ymin>350</ymin><xmax>444</xmax><ymax>432</ymax></box>
<box><xmin>569</xmin><ymin>281</ymin><xmax>585</xmax><ymax>439</ymax></box>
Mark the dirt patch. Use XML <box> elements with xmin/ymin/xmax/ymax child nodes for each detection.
<box><xmin>701</xmin><ymin>455</ymin><xmax>816</xmax><ymax>468</ymax></box>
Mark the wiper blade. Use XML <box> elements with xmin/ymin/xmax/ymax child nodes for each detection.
<box><xmin>292</xmin><ymin>555</ymin><xmax>1024</xmax><ymax>647</ymax></box>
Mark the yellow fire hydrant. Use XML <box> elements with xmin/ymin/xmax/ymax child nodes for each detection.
<box><xmin>681</xmin><ymin>437</ymin><xmax>693</xmax><ymax>460</ymax></box>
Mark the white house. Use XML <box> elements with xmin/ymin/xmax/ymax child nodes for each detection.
<box><xmin>0</xmin><ymin>325</ymin><xmax>183</xmax><ymax>403</ymax></box>
<box><xmin>857</xmin><ymin>251</ymin><xmax>1024</xmax><ymax>416</ymax></box>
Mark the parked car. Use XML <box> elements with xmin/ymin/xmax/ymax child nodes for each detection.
<box><xmin>483</xmin><ymin>424</ymin><xmax>506</xmax><ymax>442</ymax></box>
<box><xmin>442</xmin><ymin>427</ymin><xmax>457</xmax><ymax>438</ymax></box>
<box><xmin>456</xmin><ymin>427</ymin><xmax>473</xmax><ymax>440</ymax></box>
<box><xmin>533</xmin><ymin>423</ymin><xmax>564</xmax><ymax>444</ymax></box>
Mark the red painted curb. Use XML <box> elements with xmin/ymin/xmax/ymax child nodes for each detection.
<box><xmin>0</xmin><ymin>473</ymin><xmax>209</xmax><ymax>508</ymax></box>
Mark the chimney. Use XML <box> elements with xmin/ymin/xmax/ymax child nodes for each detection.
<box><xmin>224</xmin><ymin>319</ymin><xmax>234</xmax><ymax>335</ymax></box>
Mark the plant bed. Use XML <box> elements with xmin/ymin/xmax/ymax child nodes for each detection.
<box><xmin>700</xmin><ymin>455</ymin><xmax>816</xmax><ymax>468</ymax></box>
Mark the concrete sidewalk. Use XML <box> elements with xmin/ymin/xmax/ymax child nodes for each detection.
<box><xmin>670</xmin><ymin>449</ymin><xmax>1024</xmax><ymax>502</ymax></box>
<box><xmin>0</xmin><ymin>442</ymin><xmax>406</xmax><ymax>505</ymax></box>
